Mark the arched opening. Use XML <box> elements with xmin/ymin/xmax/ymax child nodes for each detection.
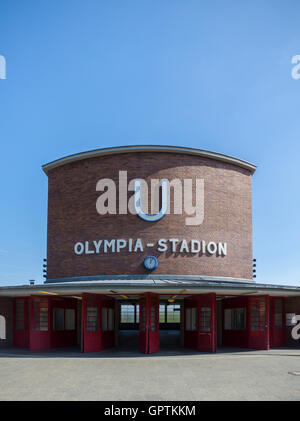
<box><xmin>0</xmin><ymin>315</ymin><xmax>6</xmax><ymax>340</ymax></box>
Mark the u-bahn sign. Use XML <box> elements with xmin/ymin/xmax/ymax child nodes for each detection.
<box><xmin>95</xmin><ymin>171</ymin><xmax>205</xmax><ymax>226</ymax></box>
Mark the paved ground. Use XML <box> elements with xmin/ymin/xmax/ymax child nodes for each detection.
<box><xmin>0</xmin><ymin>347</ymin><xmax>299</xmax><ymax>400</ymax></box>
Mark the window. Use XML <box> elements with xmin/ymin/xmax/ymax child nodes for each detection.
<box><xmin>108</xmin><ymin>308</ymin><xmax>114</xmax><ymax>331</ymax></box>
<box><xmin>150</xmin><ymin>298</ymin><xmax>158</xmax><ymax>332</ymax></box>
<box><xmin>200</xmin><ymin>307</ymin><xmax>211</xmax><ymax>332</ymax></box>
<box><xmin>251</xmin><ymin>299</ymin><xmax>265</xmax><ymax>331</ymax></box>
<box><xmin>159</xmin><ymin>304</ymin><xmax>181</xmax><ymax>323</ymax></box>
<box><xmin>224</xmin><ymin>308</ymin><xmax>246</xmax><ymax>330</ymax></box>
<box><xmin>53</xmin><ymin>308</ymin><xmax>64</xmax><ymax>331</ymax></box>
<box><xmin>0</xmin><ymin>315</ymin><xmax>5</xmax><ymax>340</ymax></box>
<box><xmin>186</xmin><ymin>308</ymin><xmax>197</xmax><ymax>331</ymax></box>
<box><xmin>15</xmin><ymin>299</ymin><xmax>25</xmax><ymax>330</ymax></box>
<box><xmin>191</xmin><ymin>308</ymin><xmax>197</xmax><ymax>331</ymax></box>
<box><xmin>224</xmin><ymin>309</ymin><xmax>232</xmax><ymax>330</ymax></box>
<box><xmin>235</xmin><ymin>308</ymin><xmax>246</xmax><ymax>330</ymax></box>
<box><xmin>120</xmin><ymin>305</ymin><xmax>135</xmax><ymax>323</ymax></box>
<box><xmin>65</xmin><ymin>309</ymin><xmax>75</xmax><ymax>331</ymax></box>
<box><xmin>120</xmin><ymin>304</ymin><xmax>139</xmax><ymax>324</ymax></box>
<box><xmin>102</xmin><ymin>307</ymin><xmax>114</xmax><ymax>331</ymax></box>
<box><xmin>159</xmin><ymin>305</ymin><xmax>166</xmax><ymax>323</ymax></box>
<box><xmin>40</xmin><ymin>307</ymin><xmax>49</xmax><ymax>331</ymax></box>
<box><xmin>87</xmin><ymin>306</ymin><xmax>98</xmax><ymax>332</ymax></box>
<box><xmin>33</xmin><ymin>299</ymin><xmax>48</xmax><ymax>331</ymax></box>
<box><xmin>53</xmin><ymin>308</ymin><xmax>75</xmax><ymax>331</ymax></box>
<box><xmin>102</xmin><ymin>307</ymin><xmax>108</xmax><ymax>331</ymax></box>
<box><xmin>251</xmin><ymin>307</ymin><xmax>260</xmax><ymax>330</ymax></box>
<box><xmin>166</xmin><ymin>304</ymin><xmax>180</xmax><ymax>323</ymax></box>
<box><xmin>274</xmin><ymin>300</ymin><xmax>283</xmax><ymax>329</ymax></box>
<box><xmin>140</xmin><ymin>300</ymin><xmax>146</xmax><ymax>332</ymax></box>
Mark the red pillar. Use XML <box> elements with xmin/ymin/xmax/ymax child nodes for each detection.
<box><xmin>247</xmin><ymin>295</ymin><xmax>270</xmax><ymax>350</ymax></box>
<box><xmin>139</xmin><ymin>293</ymin><xmax>159</xmax><ymax>354</ymax></box>
<box><xmin>29</xmin><ymin>296</ymin><xmax>51</xmax><ymax>351</ymax></box>
<box><xmin>82</xmin><ymin>293</ymin><xmax>115</xmax><ymax>353</ymax></box>
<box><xmin>184</xmin><ymin>293</ymin><xmax>216</xmax><ymax>353</ymax></box>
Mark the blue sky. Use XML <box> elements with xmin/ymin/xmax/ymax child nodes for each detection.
<box><xmin>0</xmin><ymin>0</ymin><xmax>299</xmax><ymax>286</ymax></box>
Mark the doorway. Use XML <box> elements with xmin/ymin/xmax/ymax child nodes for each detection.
<box><xmin>117</xmin><ymin>293</ymin><xmax>161</xmax><ymax>354</ymax></box>
<box><xmin>159</xmin><ymin>301</ymin><xmax>182</xmax><ymax>350</ymax></box>
<box><xmin>118</xmin><ymin>301</ymin><xmax>139</xmax><ymax>351</ymax></box>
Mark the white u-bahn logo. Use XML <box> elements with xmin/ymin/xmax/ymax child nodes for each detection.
<box><xmin>134</xmin><ymin>179</ymin><xmax>169</xmax><ymax>222</ymax></box>
<box><xmin>95</xmin><ymin>171</ymin><xmax>204</xmax><ymax>226</ymax></box>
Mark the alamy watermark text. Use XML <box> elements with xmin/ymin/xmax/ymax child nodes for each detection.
<box><xmin>0</xmin><ymin>55</ymin><xmax>6</xmax><ymax>79</ymax></box>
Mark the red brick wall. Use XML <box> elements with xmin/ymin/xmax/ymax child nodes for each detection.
<box><xmin>46</xmin><ymin>152</ymin><xmax>253</xmax><ymax>280</ymax></box>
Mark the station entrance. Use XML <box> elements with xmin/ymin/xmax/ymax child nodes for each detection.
<box><xmin>117</xmin><ymin>297</ymin><xmax>182</xmax><ymax>352</ymax></box>
<box><xmin>218</xmin><ymin>295</ymin><xmax>286</xmax><ymax>350</ymax></box>
<box><xmin>115</xmin><ymin>292</ymin><xmax>217</xmax><ymax>354</ymax></box>
<box><xmin>11</xmin><ymin>292</ymin><xmax>287</xmax><ymax>354</ymax></box>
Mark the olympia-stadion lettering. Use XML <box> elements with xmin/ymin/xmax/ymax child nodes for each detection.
<box><xmin>74</xmin><ymin>239</ymin><xmax>227</xmax><ymax>256</ymax></box>
<box><xmin>73</xmin><ymin>171</ymin><xmax>226</xmax><ymax>257</ymax></box>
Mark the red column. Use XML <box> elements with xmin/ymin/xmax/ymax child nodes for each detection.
<box><xmin>82</xmin><ymin>293</ymin><xmax>115</xmax><ymax>353</ymax></box>
<box><xmin>82</xmin><ymin>293</ymin><xmax>101</xmax><ymax>353</ymax></box>
<box><xmin>29</xmin><ymin>296</ymin><xmax>51</xmax><ymax>351</ymax></box>
<box><xmin>247</xmin><ymin>295</ymin><xmax>270</xmax><ymax>350</ymax></box>
<box><xmin>197</xmin><ymin>293</ymin><xmax>217</xmax><ymax>353</ymax></box>
<box><xmin>139</xmin><ymin>293</ymin><xmax>159</xmax><ymax>354</ymax></box>
<box><xmin>184</xmin><ymin>293</ymin><xmax>216</xmax><ymax>353</ymax></box>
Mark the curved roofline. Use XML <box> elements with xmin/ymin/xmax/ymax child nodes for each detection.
<box><xmin>42</xmin><ymin>145</ymin><xmax>257</xmax><ymax>175</ymax></box>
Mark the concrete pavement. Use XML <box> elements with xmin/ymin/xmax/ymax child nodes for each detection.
<box><xmin>0</xmin><ymin>347</ymin><xmax>299</xmax><ymax>401</ymax></box>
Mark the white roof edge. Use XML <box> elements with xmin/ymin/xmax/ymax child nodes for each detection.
<box><xmin>42</xmin><ymin>145</ymin><xmax>257</xmax><ymax>175</ymax></box>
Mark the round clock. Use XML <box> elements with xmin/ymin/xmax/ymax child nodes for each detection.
<box><xmin>143</xmin><ymin>256</ymin><xmax>158</xmax><ymax>271</ymax></box>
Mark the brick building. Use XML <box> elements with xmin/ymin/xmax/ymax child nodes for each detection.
<box><xmin>0</xmin><ymin>145</ymin><xmax>299</xmax><ymax>353</ymax></box>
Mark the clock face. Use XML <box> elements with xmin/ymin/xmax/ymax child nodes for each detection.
<box><xmin>144</xmin><ymin>256</ymin><xmax>158</xmax><ymax>271</ymax></box>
